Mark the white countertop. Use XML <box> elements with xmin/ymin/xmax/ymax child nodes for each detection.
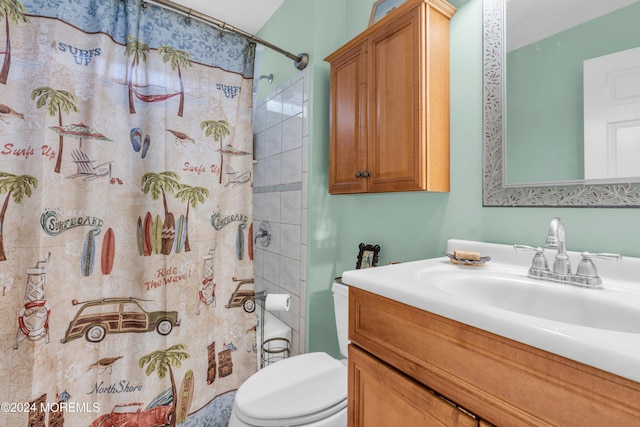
<box><xmin>342</xmin><ymin>239</ymin><xmax>640</xmax><ymax>383</ymax></box>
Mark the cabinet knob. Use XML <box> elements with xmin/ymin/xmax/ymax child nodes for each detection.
<box><xmin>355</xmin><ymin>171</ymin><xmax>362</xmax><ymax>178</ymax></box>
<box><xmin>355</xmin><ymin>171</ymin><xmax>370</xmax><ymax>178</ymax></box>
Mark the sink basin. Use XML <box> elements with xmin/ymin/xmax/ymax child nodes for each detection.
<box><xmin>425</xmin><ymin>271</ymin><xmax>640</xmax><ymax>333</ymax></box>
<box><xmin>342</xmin><ymin>239</ymin><xmax>640</xmax><ymax>383</ymax></box>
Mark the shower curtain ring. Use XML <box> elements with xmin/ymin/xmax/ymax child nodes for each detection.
<box><xmin>185</xmin><ymin>9</ymin><xmax>192</xmax><ymax>23</ymax></box>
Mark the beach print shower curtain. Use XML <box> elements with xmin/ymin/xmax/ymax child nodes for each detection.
<box><xmin>0</xmin><ymin>0</ymin><xmax>256</xmax><ymax>425</ymax></box>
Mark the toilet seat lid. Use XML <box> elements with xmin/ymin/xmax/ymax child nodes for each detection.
<box><xmin>234</xmin><ymin>352</ymin><xmax>347</xmax><ymax>426</ymax></box>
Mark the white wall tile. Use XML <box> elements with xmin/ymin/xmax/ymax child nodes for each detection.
<box><xmin>302</xmin><ymin>135</ymin><xmax>308</xmax><ymax>173</ymax></box>
<box><xmin>265</xmin><ymin>122</ymin><xmax>283</xmax><ymax>158</ymax></box>
<box><xmin>254</xmin><ymin>130</ymin><xmax>267</xmax><ymax>160</ymax></box>
<box><xmin>302</xmin><ymin>100</ymin><xmax>309</xmax><ymax>137</ymax></box>
<box><xmin>292</xmin><ymin>329</ymin><xmax>300</xmax><ymax>357</ymax></box>
<box><xmin>253</xmin><ymin>246</ymin><xmax>264</xmax><ymax>279</ymax></box>
<box><xmin>283</xmin><ymin>79</ymin><xmax>304</xmax><ymax>119</ymax></box>
<box><xmin>301</xmin><ymin>208</ymin><xmax>307</xmax><ymax>245</ymax></box>
<box><xmin>265</xmin><ymin>93</ymin><xmax>283</xmax><ymax>129</ymax></box>
<box><xmin>280</xmin><ymin>257</ymin><xmax>301</xmax><ymax>297</ymax></box>
<box><xmin>300</xmin><ymin>246</ymin><xmax>307</xmax><ymax>282</ymax></box>
<box><xmin>281</xmin><ymin>148</ymin><xmax>302</xmax><ymax>184</ymax></box>
<box><xmin>280</xmin><ymin>224</ymin><xmax>301</xmax><ymax>260</ymax></box>
<box><xmin>263</xmin><ymin>155</ymin><xmax>282</xmax><ymax>186</ymax></box>
<box><xmin>253</xmin><ymin>102</ymin><xmax>266</xmax><ymax>133</ymax></box>
<box><xmin>300</xmin><ymin>279</ymin><xmax>306</xmax><ymax>319</ymax></box>
<box><xmin>253</xmin><ymin>71</ymin><xmax>309</xmax><ymax>353</ymax></box>
<box><xmin>301</xmin><ymin>172</ymin><xmax>308</xmax><ymax>208</ymax></box>
<box><xmin>253</xmin><ymin>160</ymin><xmax>265</xmax><ymax>187</ymax></box>
<box><xmin>281</xmin><ymin>190</ymin><xmax>301</xmax><ymax>225</ymax></box>
<box><xmin>263</xmin><ymin>191</ymin><xmax>281</xmax><ymax>222</ymax></box>
<box><xmin>282</xmin><ymin>114</ymin><xmax>303</xmax><ymax>152</ymax></box>
<box><xmin>253</xmin><ymin>275</ymin><xmax>263</xmax><ymax>294</ymax></box>
<box><xmin>253</xmin><ymin>192</ymin><xmax>265</xmax><ymax>221</ymax></box>
<box><xmin>302</xmin><ymin>70</ymin><xmax>310</xmax><ymax>103</ymax></box>
<box><xmin>262</xmin><ymin>250</ymin><xmax>280</xmax><ymax>285</ymax></box>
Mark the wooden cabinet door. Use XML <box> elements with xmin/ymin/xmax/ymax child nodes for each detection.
<box><xmin>367</xmin><ymin>8</ymin><xmax>424</xmax><ymax>193</ymax></box>
<box><xmin>326</xmin><ymin>0</ymin><xmax>452</xmax><ymax>194</ymax></box>
<box><xmin>349</xmin><ymin>344</ymin><xmax>478</xmax><ymax>427</ymax></box>
<box><xmin>329</xmin><ymin>42</ymin><xmax>368</xmax><ymax>194</ymax></box>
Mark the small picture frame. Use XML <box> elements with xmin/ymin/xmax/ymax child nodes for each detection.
<box><xmin>369</xmin><ymin>0</ymin><xmax>407</xmax><ymax>26</ymax></box>
<box><xmin>356</xmin><ymin>243</ymin><xmax>381</xmax><ymax>269</ymax></box>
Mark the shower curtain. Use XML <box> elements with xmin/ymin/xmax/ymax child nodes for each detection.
<box><xmin>0</xmin><ymin>0</ymin><xmax>256</xmax><ymax>425</ymax></box>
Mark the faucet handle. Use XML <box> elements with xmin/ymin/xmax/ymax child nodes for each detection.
<box><xmin>254</xmin><ymin>221</ymin><xmax>271</xmax><ymax>246</ymax></box>
<box><xmin>514</xmin><ymin>244</ymin><xmax>549</xmax><ymax>274</ymax></box>
<box><xmin>514</xmin><ymin>244</ymin><xmax>544</xmax><ymax>253</ymax></box>
<box><xmin>576</xmin><ymin>252</ymin><xmax>622</xmax><ymax>281</ymax></box>
<box><xmin>581</xmin><ymin>251</ymin><xmax>622</xmax><ymax>262</ymax></box>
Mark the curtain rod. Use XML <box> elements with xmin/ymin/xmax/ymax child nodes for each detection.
<box><xmin>143</xmin><ymin>0</ymin><xmax>309</xmax><ymax>70</ymax></box>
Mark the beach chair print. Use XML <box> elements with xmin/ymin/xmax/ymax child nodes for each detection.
<box><xmin>68</xmin><ymin>148</ymin><xmax>112</xmax><ymax>181</ymax></box>
<box><xmin>225</xmin><ymin>164</ymin><xmax>252</xmax><ymax>187</ymax></box>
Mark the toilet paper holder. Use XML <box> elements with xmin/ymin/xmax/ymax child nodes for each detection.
<box><xmin>255</xmin><ymin>290</ymin><xmax>291</xmax><ymax>368</ymax></box>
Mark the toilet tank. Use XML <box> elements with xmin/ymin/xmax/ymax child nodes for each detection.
<box><xmin>332</xmin><ymin>281</ymin><xmax>349</xmax><ymax>358</ymax></box>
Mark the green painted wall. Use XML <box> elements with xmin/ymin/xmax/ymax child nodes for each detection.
<box><xmin>506</xmin><ymin>2</ymin><xmax>640</xmax><ymax>184</ymax></box>
<box><xmin>257</xmin><ymin>0</ymin><xmax>640</xmax><ymax>357</ymax></box>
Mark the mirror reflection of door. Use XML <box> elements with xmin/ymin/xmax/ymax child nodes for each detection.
<box><xmin>584</xmin><ymin>46</ymin><xmax>640</xmax><ymax>181</ymax></box>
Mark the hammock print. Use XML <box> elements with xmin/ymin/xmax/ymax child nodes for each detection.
<box><xmin>131</xmin><ymin>86</ymin><xmax>181</xmax><ymax>103</ymax></box>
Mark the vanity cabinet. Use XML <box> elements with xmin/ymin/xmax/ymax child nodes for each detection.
<box><xmin>349</xmin><ymin>345</ymin><xmax>478</xmax><ymax>426</ymax></box>
<box><xmin>325</xmin><ymin>0</ymin><xmax>455</xmax><ymax>194</ymax></box>
<box><xmin>348</xmin><ymin>286</ymin><xmax>640</xmax><ymax>426</ymax></box>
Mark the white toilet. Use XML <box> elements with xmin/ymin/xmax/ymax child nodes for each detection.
<box><xmin>229</xmin><ymin>282</ymin><xmax>349</xmax><ymax>427</ymax></box>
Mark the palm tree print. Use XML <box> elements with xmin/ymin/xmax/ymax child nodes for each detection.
<box><xmin>158</xmin><ymin>46</ymin><xmax>192</xmax><ymax>117</ymax></box>
<box><xmin>31</xmin><ymin>87</ymin><xmax>80</xmax><ymax>174</ymax></box>
<box><xmin>125</xmin><ymin>35</ymin><xmax>149</xmax><ymax>114</ymax></box>
<box><xmin>200</xmin><ymin>120</ymin><xmax>230</xmax><ymax>184</ymax></box>
<box><xmin>141</xmin><ymin>171</ymin><xmax>180</xmax><ymax>255</ymax></box>
<box><xmin>0</xmin><ymin>0</ymin><xmax>28</xmax><ymax>84</ymax></box>
<box><xmin>0</xmin><ymin>172</ymin><xmax>37</xmax><ymax>261</ymax></box>
<box><xmin>174</xmin><ymin>184</ymin><xmax>209</xmax><ymax>252</ymax></box>
<box><xmin>138</xmin><ymin>344</ymin><xmax>190</xmax><ymax>427</ymax></box>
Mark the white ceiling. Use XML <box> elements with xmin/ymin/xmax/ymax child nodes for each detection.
<box><xmin>169</xmin><ymin>0</ymin><xmax>285</xmax><ymax>34</ymax></box>
<box><xmin>507</xmin><ymin>0</ymin><xmax>638</xmax><ymax>51</ymax></box>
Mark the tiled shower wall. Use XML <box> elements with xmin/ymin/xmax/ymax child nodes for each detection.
<box><xmin>252</xmin><ymin>69</ymin><xmax>309</xmax><ymax>356</ymax></box>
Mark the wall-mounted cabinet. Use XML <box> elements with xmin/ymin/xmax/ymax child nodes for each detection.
<box><xmin>325</xmin><ymin>0</ymin><xmax>455</xmax><ymax>194</ymax></box>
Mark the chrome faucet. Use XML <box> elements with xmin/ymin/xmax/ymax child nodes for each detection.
<box><xmin>254</xmin><ymin>221</ymin><xmax>271</xmax><ymax>246</ymax></box>
<box><xmin>515</xmin><ymin>217</ymin><xmax>621</xmax><ymax>288</ymax></box>
<box><xmin>546</xmin><ymin>217</ymin><xmax>571</xmax><ymax>277</ymax></box>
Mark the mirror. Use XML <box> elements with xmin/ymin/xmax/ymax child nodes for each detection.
<box><xmin>482</xmin><ymin>0</ymin><xmax>640</xmax><ymax>206</ymax></box>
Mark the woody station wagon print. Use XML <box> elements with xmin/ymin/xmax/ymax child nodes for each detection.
<box><xmin>61</xmin><ymin>297</ymin><xmax>181</xmax><ymax>343</ymax></box>
<box><xmin>225</xmin><ymin>278</ymin><xmax>256</xmax><ymax>313</ymax></box>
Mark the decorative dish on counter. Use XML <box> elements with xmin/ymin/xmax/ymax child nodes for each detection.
<box><xmin>444</xmin><ymin>251</ymin><xmax>491</xmax><ymax>266</ymax></box>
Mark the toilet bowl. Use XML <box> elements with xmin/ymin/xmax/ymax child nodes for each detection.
<box><xmin>229</xmin><ymin>282</ymin><xmax>349</xmax><ymax>427</ymax></box>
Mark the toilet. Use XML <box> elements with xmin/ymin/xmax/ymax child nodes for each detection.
<box><xmin>229</xmin><ymin>282</ymin><xmax>349</xmax><ymax>427</ymax></box>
